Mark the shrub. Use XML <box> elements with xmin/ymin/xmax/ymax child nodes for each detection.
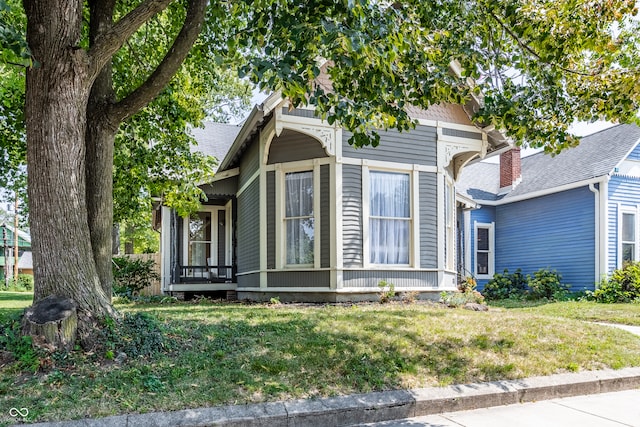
<box><xmin>4</xmin><ymin>274</ymin><xmax>34</xmax><ymax>292</ymax></box>
<box><xmin>482</xmin><ymin>269</ymin><xmax>527</xmax><ymax>300</ymax></box>
<box><xmin>0</xmin><ymin>312</ymin><xmax>42</xmax><ymax>372</ymax></box>
<box><xmin>440</xmin><ymin>290</ymin><xmax>485</xmax><ymax>307</ymax></box>
<box><xmin>527</xmin><ymin>269</ymin><xmax>569</xmax><ymax>300</ymax></box>
<box><xmin>590</xmin><ymin>262</ymin><xmax>640</xmax><ymax>303</ymax></box>
<box><xmin>112</xmin><ymin>256</ymin><xmax>159</xmax><ymax>297</ymax></box>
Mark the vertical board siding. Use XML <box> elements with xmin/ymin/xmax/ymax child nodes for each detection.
<box><xmin>266</xmin><ymin>171</ymin><xmax>276</xmax><ymax>269</ymax></box>
<box><xmin>282</xmin><ymin>107</ymin><xmax>316</xmax><ymax>119</ymax></box>
<box><xmin>239</xmin><ymin>139</ymin><xmax>260</xmax><ymax>188</ymax></box>
<box><xmin>267</xmin><ymin>129</ymin><xmax>329</xmax><ymax>164</ymax></box>
<box><xmin>342</xmin><ymin>164</ymin><xmax>363</xmax><ymax>267</ymax></box>
<box><xmin>469</xmin><ymin>206</ymin><xmax>496</xmax><ymax>289</ymax></box>
<box><xmin>607</xmin><ymin>175</ymin><xmax>640</xmax><ymax>271</ymax></box>
<box><xmin>237</xmin><ymin>179</ymin><xmax>260</xmax><ymax>274</ymax></box>
<box><xmin>342</xmin><ymin>270</ymin><xmax>439</xmax><ymax>288</ymax></box>
<box><xmin>321</xmin><ymin>165</ymin><xmax>331</xmax><ymax>268</ymax></box>
<box><xmin>419</xmin><ymin>172</ymin><xmax>438</xmax><ymax>268</ymax></box>
<box><xmin>495</xmin><ymin>187</ymin><xmax>596</xmax><ymax>291</ymax></box>
<box><xmin>268</xmin><ymin>271</ymin><xmax>331</xmax><ymax>288</ymax></box>
<box><xmin>342</xmin><ymin>126</ymin><xmax>437</xmax><ymax>166</ymax></box>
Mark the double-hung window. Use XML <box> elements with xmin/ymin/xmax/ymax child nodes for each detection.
<box><xmin>284</xmin><ymin>171</ymin><xmax>314</xmax><ymax>265</ymax></box>
<box><xmin>621</xmin><ymin>210</ymin><xmax>638</xmax><ymax>264</ymax></box>
<box><xmin>369</xmin><ymin>171</ymin><xmax>411</xmax><ymax>265</ymax></box>
<box><xmin>474</xmin><ymin>222</ymin><xmax>494</xmax><ymax>278</ymax></box>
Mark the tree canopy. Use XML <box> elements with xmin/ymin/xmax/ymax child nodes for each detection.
<box><xmin>1</xmin><ymin>0</ymin><xmax>639</xmax><ymax>346</ymax></box>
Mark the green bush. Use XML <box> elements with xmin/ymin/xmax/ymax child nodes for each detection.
<box><xmin>112</xmin><ymin>256</ymin><xmax>159</xmax><ymax>297</ymax></box>
<box><xmin>527</xmin><ymin>269</ymin><xmax>569</xmax><ymax>300</ymax></box>
<box><xmin>590</xmin><ymin>262</ymin><xmax>640</xmax><ymax>303</ymax></box>
<box><xmin>482</xmin><ymin>269</ymin><xmax>527</xmax><ymax>300</ymax></box>
<box><xmin>0</xmin><ymin>312</ymin><xmax>42</xmax><ymax>372</ymax></box>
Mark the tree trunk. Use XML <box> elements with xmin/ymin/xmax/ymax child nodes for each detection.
<box><xmin>22</xmin><ymin>295</ymin><xmax>78</xmax><ymax>352</ymax></box>
<box><xmin>24</xmin><ymin>0</ymin><xmax>115</xmax><ymax>323</ymax></box>
<box><xmin>86</xmin><ymin>0</ymin><xmax>118</xmax><ymax>297</ymax></box>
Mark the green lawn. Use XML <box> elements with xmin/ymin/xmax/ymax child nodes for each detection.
<box><xmin>1</xmin><ymin>298</ymin><xmax>640</xmax><ymax>425</ymax></box>
<box><xmin>0</xmin><ymin>291</ymin><xmax>32</xmax><ymax>322</ymax></box>
<box><xmin>489</xmin><ymin>300</ymin><xmax>640</xmax><ymax>326</ymax></box>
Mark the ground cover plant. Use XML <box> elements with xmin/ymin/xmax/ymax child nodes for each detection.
<box><xmin>1</xmin><ymin>296</ymin><xmax>640</xmax><ymax>425</ymax></box>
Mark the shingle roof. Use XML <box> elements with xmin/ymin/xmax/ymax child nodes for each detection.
<box><xmin>189</xmin><ymin>122</ymin><xmax>242</xmax><ymax>171</ymax></box>
<box><xmin>458</xmin><ymin>124</ymin><xmax>640</xmax><ymax>202</ymax></box>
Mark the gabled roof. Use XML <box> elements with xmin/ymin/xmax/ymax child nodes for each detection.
<box><xmin>458</xmin><ymin>124</ymin><xmax>640</xmax><ymax>203</ymax></box>
<box><xmin>189</xmin><ymin>122</ymin><xmax>243</xmax><ymax>171</ymax></box>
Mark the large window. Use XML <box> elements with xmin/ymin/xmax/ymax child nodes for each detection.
<box><xmin>621</xmin><ymin>211</ymin><xmax>637</xmax><ymax>264</ymax></box>
<box><xmin>369</xmin><ymin>171</ymin><xmax>410</xmax><ymax>264</ymax></box>
<box><xmin>187</xmin><ymin>211</ymin><xmax>212</xmax><ymax>267</ymax></box>
<box><xmin>474</xmin><ymin>222</ymin><xmax>494</xmax><ymax>278</ymax></box>
<box><xmin>285</xmin><ymin>171</ymin><xmax>314</xmax><ymax>265</ymax></box>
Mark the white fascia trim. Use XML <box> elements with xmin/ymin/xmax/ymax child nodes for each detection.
<box><xmin>415</xmin><ymin>118</ymin><xmax>484</xmax><ymax>135</ymax></box>
<box><xmin>340</xmin><ymin>157</ymin><xmax>438</xmax><ymax>173</ymax></box>
<box><xmin>211</xmin><ymin>168</ymin><xmax>239</xmax><ymax>181</ymax></box>
<box><xmin>611</xmin><ymin>137</ymin><xmax>640</xmax><ymax>173</ymax></box>
<box><xmin>473</xmin><ymin>176</ymin><xmax>607</xmax><ymax>206</ymax></box>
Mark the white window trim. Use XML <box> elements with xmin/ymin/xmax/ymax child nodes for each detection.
<box><xmin>363</xmin><ymin>165</ymin><xmax>415</xmax><ymax>268</ymax></box>
<box><xmin>275</xmin><ymin>161</ymin><xmax>321</xmax><ymax>269</ymax></box>
<box><xmin>474</xmin><ymin>221</ymin><xmax>495</xmax><ymax>279</ymax></box>
<box><xmin>618</xmin><ymin>205</ymin><xmax>640</xmax><ymax>267</ymax></box>
<box><xmin>182</xmin><ymin>205</ymin><xmax>230</xmax><ymax>267</ymax></box>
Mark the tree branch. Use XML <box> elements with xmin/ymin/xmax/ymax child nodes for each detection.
<box><xmin>87</xmin><ymin>0</ymin><xmax>174</xmax><ymax>80</ymax></box>
<box><xmin>108</xmin><ymin>0</ymin><xmax>208</xmax><ymax>123</ymax></box>
<box><xmin>488</xmin><ymin>11</ymin><xmax>599</xmax><ymax>78</ymax></box>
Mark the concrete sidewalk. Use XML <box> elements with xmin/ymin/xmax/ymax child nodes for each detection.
<box><xmin>358</xmin><ymin>389</ymin><xmax>640</xmax><ymax>426</ymax></box>
<box><xmin>14</xmin><ymin>367</ymin><xmax>640</xmax><ymax>427</ymax></box>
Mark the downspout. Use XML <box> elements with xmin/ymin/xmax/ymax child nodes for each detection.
<box><xmin>588</xmin><ymin>183</ymin><xmax>600</xmax><ymax>284</ymax></box>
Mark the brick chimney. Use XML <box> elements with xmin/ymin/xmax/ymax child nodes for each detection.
<box><xmin>499</xmin><ymin>147</ymin><xmax>521</xmax><ymax>190</ymax></box>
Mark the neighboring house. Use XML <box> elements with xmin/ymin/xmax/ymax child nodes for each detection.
<box><xmin>0</xmin><ymin>223</ymin><xmax>33</xmax><ymax>280</ymax></box>
<box><xmin>457</xmin><ymin>124</ymin><xmax>640</xmax><ymax>291</ymax></box>
<box><xmin>158</xmin><ymin>93</ymin><xmax>509</xmax><ymax>301</ymax></box>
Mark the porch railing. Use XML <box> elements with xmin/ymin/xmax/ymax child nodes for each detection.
<box><xmin>179</xmin><ymin>265</ymin><xmax>236</xmax><ymax>283</ymax></box>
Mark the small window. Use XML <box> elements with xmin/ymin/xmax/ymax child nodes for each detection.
<box><xmin>369</xmin><ymin>171</ymin><xmax>411</xmax><ymax>264</ymax></box>
<box><xmin>285</xmin><ymin>171</ymin><xmax>314</xmax><ymax>265</ymax></box>
<box><xmin>621</xmin><ymin>212</ymin><xmax>637</xmax><ymax>263</ymax></box>
<box><xmin>474</xmin><ymin>223</ymin><xmax>494</xmax><ymax>277</ymax></box>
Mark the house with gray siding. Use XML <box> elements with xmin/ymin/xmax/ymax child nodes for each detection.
<box><xmin>457</xmin><ymin>124</ymin><xmax>640</xmax><ymax>292</ymax></box>
<box><xmin>159</xmin><ymin>93</ymin><xmax>509</xmax><ymax>301</ymax></box>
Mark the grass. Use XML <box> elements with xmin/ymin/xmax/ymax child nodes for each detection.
<box><xmin>489</xmin><ymin>299</ymin><xmax>640</xmax><ymax>326</ymax></box>
<box><xmin>0</xmin><ymin>291</ymin><xmax>33</xmax><ymax>322</ymax></box>
<box><xmin>1</xmin><ymin>297</ymin><xmax>640</xmax><ymax>424</ymax></box>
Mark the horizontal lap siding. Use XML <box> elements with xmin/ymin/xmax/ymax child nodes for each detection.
<box><xmin>419</xmin><ymin>172</ymin><xmax>438</xmax><ymax>268</ymax></box>
<box><xmin>342</xmin><ymin>270</ymin><xmax>439</xmax><ymax>288</ymax></box>
<box><xmin>441</xmin><ymin>128</ymin><xmax>482</xmax><ymax>140</ymax></box>
<box><xmin>239</xmin><ymin>140</ymin><xmax>259</xmax><ymax>188</ymax></box>
<box><xmin>266</xmin><ymin>171</ymin><xmax>276</xmax><ymax>269</ymax></box>
<box><xmin>342</xmin><ymin>126</ymin><xmax>437</xmax><ymax>166</ymax></box>
<box><xmin>470</xmin><ymin>207</ymin><xmax>496</xmax><ymax>289</ymax></box>
<box><xmin>237</xmin><ymin>273</ymin><xmax>260</xmax><ymax>288</ymax></box>
<box><xmin>627</xmin><ymin>144</ymin><xmax>640</xmax><ymax>161</ymax></box>
<box><xmin>321</xmin><ymin>165</ymin><xmax>331</xmax><ymax>268</ymax></box>
<box><xmin>268</xmin><ymin>271</ymin><xmax>330</xmax><ymax>288</ymax></box>
<box><xmin>495</xmin><ymin>187</ymin><xmax>596</xmax><ymax>291</ymax></box>
<box><xmin>237</xmin><ymin>179</ymin><xmax>260</xmax><ymax>280</ymax></box>
<box><xmin>608</xmin><ymin>175</ymin><xmax>640</xmax><ymax>271</ymax></box>
<box><xmin>343</xmin><ymin>164</ymin><xmax>363</xmax><ymax>267</ymax></box>
<box><xmin>267</xmin><ymin>129</ymin><xmax>328</xmax><ymax>164</ymax></box>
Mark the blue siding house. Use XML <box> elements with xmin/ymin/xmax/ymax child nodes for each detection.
<box><xmin>457</xmin><ymin>124</ymin><xmax>640</xmax><ymax>291</ymax></box>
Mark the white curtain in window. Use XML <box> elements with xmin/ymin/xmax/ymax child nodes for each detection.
<box><xmin>285</xmin><ymin>171</ymin><xmax>314</xmax><ymax>264</ymax></box>
<box><xmin>370</xmin><ymin>171</ymin><xmax>410</xmax><ymax>264</ymax></box>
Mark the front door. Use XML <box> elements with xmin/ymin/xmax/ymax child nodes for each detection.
<box><xmin>182</xmin><ymin>204</ymin><xmax>232</xmax><ymax>280</ymax></box>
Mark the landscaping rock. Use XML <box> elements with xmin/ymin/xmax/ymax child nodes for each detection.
<box><xmin>463</xmin><ymin>302</ymin><xmax>489</xmax><ymax>311</ymax></box>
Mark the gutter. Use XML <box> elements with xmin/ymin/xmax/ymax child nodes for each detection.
<box><xmin>471</xmin><ymin>176</ymin><xmax>606</xmax><ymax>206</ymax></box>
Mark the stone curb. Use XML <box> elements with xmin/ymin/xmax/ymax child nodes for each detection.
<box><xmin>15</xmin><ymin>367</ymin><xmax>640</xmax><ymax>427</ymax></box>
